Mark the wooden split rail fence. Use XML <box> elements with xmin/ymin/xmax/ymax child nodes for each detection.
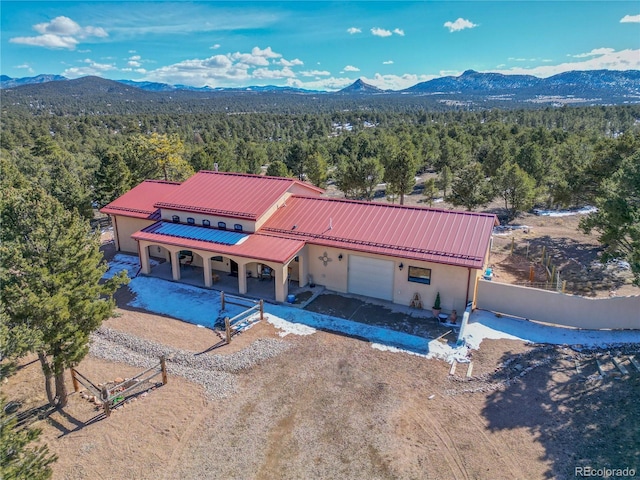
<box><xmin>220</xmin><ymin>292</ymin><xmax>264</xmax><ymax>344</ymax></box>
<box><xmin>71</xmin><ymin>356</ymin><xmax>167</xmax><ymax>417</ymax></box>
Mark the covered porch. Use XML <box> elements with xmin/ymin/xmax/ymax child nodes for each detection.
<box><xmin>143</xmin><ymin>258</ymin><xmax>311</xmax><ymax>303</ymax></box>
<box><xmin>134</xmin><ymin>230</ymin><xmax>307</xmax><ymax>303</ymax></box>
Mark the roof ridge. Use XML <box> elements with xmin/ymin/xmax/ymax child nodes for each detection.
<box><xmin>289</xmin><ymin>195</ymin><xmax>496</xmax><ymax>218</ymax></box>
<box><xmin>143</xmin><ymin>179</ymin><xmax>182</xmax><ymax>185</ymax></box>
<box><xmin>199</xmin><ymin>170</ymin><xmax>291</xmax><ymax>182</ymax></box>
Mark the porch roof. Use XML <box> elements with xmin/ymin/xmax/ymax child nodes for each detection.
<box><xmin>132</xmin><ymin>221</ymin><xmax>305</xmax><ymax>264</ymax></box>
<box><xmin>100</xmin><ymin>180</ymin><xmax>181</xmax><ymax>219</ymax></box>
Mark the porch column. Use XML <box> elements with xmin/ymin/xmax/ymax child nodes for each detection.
<box><xmin>298</xmin><ymin>248</ymin><xmax>308</xmax><ymax>287</ymax></box>
<box><xmin>171</xmin><ymin>250</ymin><xmax>181</xmax><ymax>281</ymax></box>
<box><xmin>139</xmin><ymin>242</ymin><xmax>151</xmax><ymax>274</ymax></box>
<box><xmin>204</xmin><ymin>257</ymin><xmax>213</xmax><ymax>288</ymax></box>
<box><xmin>274</xmin><ymin>264</ymin><xmax>288</xmax><ymax>302</ymax></box>
<box><xmin>238</xmin><ymin>262</ymin><xmax>247</xmax><ymax>294</ymax></box>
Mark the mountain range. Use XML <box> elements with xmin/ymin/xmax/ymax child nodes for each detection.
<box><xmin>2</xmin><ymin>70</ymin><xmax>639</xmax><ymax>114</ymax></box>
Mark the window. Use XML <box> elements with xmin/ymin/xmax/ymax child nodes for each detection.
<box><xmin>202</xmin><ymin>219</ymin><xmax>211</xmax><ymax>227</ymax></box>
<box><xmin>408</xmin><ymin>266</ymin><xmax>432</xmax><ymax>285</ymax></box>
<box><xmin>187</xmin><ymin>217</ymin><xmax>195</xmax><ymax>225</ymax></box>
<box><xmin>234</xmin><ymin>224</ymin><xmax>243</xmax><ymax>232</ymax></box>
<box><xmin>218</xmin><ymin>221</ymin><xmax>226</xmax><ymax>230</ymax></box>
<box><xmin>171</xmin><ymin>215</ymin><xmax>180</xmax><ymax>223</ymax></box>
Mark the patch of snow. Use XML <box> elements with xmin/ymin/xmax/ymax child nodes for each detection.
<box><xmin>267</xmin><ymin>315</ymin><xmax>316</xmax><ymax>337</ymax></box>
<box><xmin>464</xmin><ymin>310</ymin><xmax>640</xmax><ymax>348</ymax></box>
<box><xmin>492</xmin><ymin>225</ymin><xmax>531</xmax><ymax>236</ymax></box>
<box><xmin>433</xmin><ymin>197</ymin><xmax>444</xmax><ymax>203</ymax></box>
<box><xmin>103</xmin><ymin>253</ymin><xmax>158</xmax><ymax>279</ymax></box>
<box><xmin>533</xmin><ymin>206</ymin><xmax>597</xmax><ymax>217</ymax></box>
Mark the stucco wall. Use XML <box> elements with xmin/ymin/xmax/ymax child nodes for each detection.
<box><xmin>113</xmin><ymin>215</ymin><xmax>156</xmax><ymax>254</ymax></box>
<box><xmin>476</xmin><ymin>279</ymin><xmax>640</xmax><ymax>330</ymax></box>
<box><xmin>306</xmin><ymin>244</ymin><xmax>475</xmax><ymax>313</ymax></box>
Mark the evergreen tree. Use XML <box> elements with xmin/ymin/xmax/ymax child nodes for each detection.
<box><xmin>1</xmin><ymin>182</ymin><xmax>128</xmax><ymax>407</ymax></box>
<box><xmin>580</xmin><ymin>152</ymin><xmax>640</xmax><ymax>285</ymax></box>
<box><xmin>93</xmin><ymin>150</ymin><xmax>132</xmax><ymax>208</ymax></box>
<box><xmin>265</xmin><ymin>160</ymin><xmax>291</xmax><ymax>177</ymax></box>
<box><xmin>305</xmin><ymin>151</ymin><xmax>328</xmax><ymax>188</ymax></box>
<box><xmin>436</xmin><ymin>166</ymin><xmax>452</xmax><ymax>200</ymax></box>
<box><xmin>449</xmin><ymin>162</ymin><xmax>492</xmax><ymax>211</ymax></box>
<box><xmin>423</xmin><ymin>178</ymin><xmax>438</xmax><ymax>207</ymax></box>
<box><xmin>0</xmin><ymin>397</ymin><xmax>57</xmax><ymax>480</ymax></box>
<box><xmin>382</xmin><ymin>147</ymin><xmax>417</xmax><ymax>205</ymax></box>
<box><xmin>494</xmin><ymin>161</ymin><xmax>537</xmax><ymax>220</ymax></box>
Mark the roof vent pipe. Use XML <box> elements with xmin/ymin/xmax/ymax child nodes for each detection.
<box><xmin>329</xmin><ymin>217</ymin><xmax>333</xmax><ymax>230</ymax></box>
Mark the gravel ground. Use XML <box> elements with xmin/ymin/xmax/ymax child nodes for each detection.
<box><xmin>90</xmin><ymin>327</ymin><xmax>292</xmax><ymax>399</ymax></box>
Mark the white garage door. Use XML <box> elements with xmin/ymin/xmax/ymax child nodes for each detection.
<box><xmin>348</xmin><ymin>255</ymin><xmax>394</xmax><ymax>301</ymax></box>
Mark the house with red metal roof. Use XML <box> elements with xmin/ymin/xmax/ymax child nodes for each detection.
<box><xmin>102</xmin><ymin>170</ymin><xmax>497</xmax><ymax>313</ymax></box>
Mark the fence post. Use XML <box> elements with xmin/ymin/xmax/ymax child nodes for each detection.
<box><xmin>259</xmin><ymin>299</ymin><xmax>264</xmax><ymax>320</ymax></box>
<box><xmin>562</xmin><ymin>280</ymin><xmax>567</xmax><ymax>293</ymax></box>
<box><xmin>551</xmin><ymin>265</ymin><xmax>556</xmax><ymax>285</ymax></box>
<box><xmin>71</xmin><ymin>368</ymin><xmax>80</xmax><ymax>393</ymax></box>
<box><xmin>529</xmin><ymin>265</ymin><xmax>535</xmax><ymax>283</ymax></box>
<box><xmin>221</xmin><ymin>291</ymin><xmax>225</xmax><ymax>310</ymax></box>
<box><xmin>160</xmin><ymin>355</ymin><xmax>168</xmax><ymax>385</ymax></box>
<box><xmin>541</xmin><ymin>245</ymin><xmax>546</xmax><ymax>261</ymax></box>
<box><xmin>510</xmin><ymin>237</ymin><xmax>515</xmax><ymax>254</ymax></box>
<box><xmin>225</xmin><ymin>317</ymin><xmax>231</xmax><ymax>344</ymax></box>
<box><xmin>101</xmin><ymin>386</ymin><xmax>111</xmax><ymax>417</ymax></box>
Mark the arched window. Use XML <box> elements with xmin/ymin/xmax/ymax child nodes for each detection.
<box><xmin>187</xmin><ymin>217</ymin><xmax>195</xmax><ymax>225</ymax></box>
<box><xmin>234</xmin><ymin>224</ymin><xmax>243</xmax><ymax>232</ymax></box>
<box><xmin>202</xmin><ymin>219</ymin><xmax>211</xmax><ymax>227</ymax></box>
<box><xmin>171</xmin><ymin>215</ymin><xmax>180</xmax><ymax>223</ymax></box>
<box><xmin>218</xmin><ymin>221</ymin><xmax>226</xmax><ymax>230</ymax></box>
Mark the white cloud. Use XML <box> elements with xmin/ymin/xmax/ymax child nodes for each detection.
<box><xmin>444</xmin><ymin>18</ymin><xmax>478</xmax><ymax>32</ymax></box>
<box><xmin>15</xmin><ymin>63</ymin><xmax>35</xmax><ymax>74</ymax></box>
<box><xmin>490</xmin><ymin>48</ymin><xmax>640</xmax><ymax>78</ymax></box>
<box><xmin>572</xmin><ymin>47</ymin><xmax>615</xmax><ymax>58</ymax></box>
<box><xmin>393</xmin><ymin>28</ymin><xmax>405</xmax><ymax>36</ymax></box>
<box><xmin>347</xmin><ymin>27</ymin><xmax>361</xmax><ymax>34</ymax></box>
<box><xmin>141</xmin><ymin>46</ymin><xmax>303</xmax><ymax>87</ymax></box>
<box><xmin>371</xmin><ymin>27</ymin><xmax>393</xmax><ymax>37</ymax></box>
<box><xmin>127</xmin><ymin>54</ymin><xmax>142</xmax><ymax>67</ymax></box>
<box><xmin>299</xmin><ymin>70</ymin><xmax>331</xmax><ymax>77</ymax></box>
<box><xmin>62</xmin><ymin>58</ymin><xmax>116</xmax><ymax>78</ymax></box>
<box><xmin>10</xmin><ymin>16</ymin><xmax>107</xmax><ymax>50</ymax></box>
<box><xmin>278</xmin><ymin>58</ymin><xmax>304</xmax><ymax>67</ymax></box>
<box><xmin>620</xmin><ymin>14</ymin><xmax>640</xmax><ymax>23</ymax></box>
<box><xmin>383</xmin><ymin>60</ymin><xmax>394</xmax><ymax>65</ymax></box>
<box><xmin>252</xmin><ymin>66</ymin><xmax>295</xmax><ymax>79</ymax></box>
<box><xmin>343</xmin><ymin>65</ymin><xmax>360</xmax><ymax>72</ymax></box>
<box><xmin>10</xmin><ymin>34</ymin><xmax>78</xmax><ymax>49</ymax></box>
<box><xmin>210</xmin><ymin>44</ymin><xmax>221</xmax><ymax>49</ymax></box>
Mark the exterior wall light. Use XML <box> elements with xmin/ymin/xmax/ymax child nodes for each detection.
<box><xmin>399</xmin><ymin>263</ymin><xmax>404</xmax><ymax>271</ymax></box>
<box><xmin>338</xmin><ymin>254</ymin><xmax>343</xmax><ymax>261</ymax></box>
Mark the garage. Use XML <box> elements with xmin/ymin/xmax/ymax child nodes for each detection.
<box><xmin>348</xmin><ymin>255</ymin><xmax>394</xmax><ymax>301</ymax></box>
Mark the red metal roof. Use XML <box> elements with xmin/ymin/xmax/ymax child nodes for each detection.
<box><xmin>260</xmin><ymin>196</ymin><xmax>498</xmax><ymax>269</ymax></box>
<box><xmin>132</xmin><ymin>222</ymin><xmax>305</xmax><ymax>264</ymax></box>
<box><xmin>100</xmin><ymin>180</ymin><xmax>181</xmax><ymax>219</ymax></box>
<box><xmin>153</xmin><ymin>171</ymin><xmax>323</xmax><ymax>220</ymax></box>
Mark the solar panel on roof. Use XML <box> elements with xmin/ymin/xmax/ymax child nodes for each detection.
<box><xmin>148</xmin><ymin>222</ymin><xmax>248</xmax><ymax>245</ymax></box>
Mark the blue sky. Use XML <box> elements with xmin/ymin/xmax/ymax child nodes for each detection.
<box><xmin>2</xmin><ymin>1</ymin><xmax>639</xmax><ymax>91</ymax></box>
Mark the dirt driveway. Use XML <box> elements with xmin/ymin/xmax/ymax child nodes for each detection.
<box><xmin>6</xmin><ymin>304</ymin><xmax>639</xmax><ymax>480</ymax></box>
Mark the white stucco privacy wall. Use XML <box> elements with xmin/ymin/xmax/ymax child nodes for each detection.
<box><xmin>476</xmin><ymin>279</ymin><xmax>640</xmax><ymax>330</ymax></box>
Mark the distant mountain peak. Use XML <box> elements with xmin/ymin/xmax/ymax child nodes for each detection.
<box><xmin>339</xmin><ymin>78</ymin><xmax>385</xmax><ymax>94</ymax></box>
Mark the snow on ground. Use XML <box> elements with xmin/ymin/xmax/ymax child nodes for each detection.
<box><xmin>103</xmin><ymin>253</ymin><xmax>158</xmax><ymax>279</ymax></box>
<box><xmin>108</xmin><ymin>263</ymin><xmax>640</xmax><ymax>363</ymax></box>
<box><xmin>533</xmin><ymin>206</ymin><xmax>597</xmax><ymax>217</ymax></box>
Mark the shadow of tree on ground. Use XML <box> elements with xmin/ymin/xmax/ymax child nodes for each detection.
<box><xmin>477</xmin><ymin>345</ymin><xmax>640</xmax><ymax>479</ymax></box>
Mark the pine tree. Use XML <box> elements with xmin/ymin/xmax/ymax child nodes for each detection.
<box><xmin>93</xmin><ymin>150</ymin><xmax>132</xmax><ymax>208</ymax></box>
<box><xmin>449</xmin><ymin>162</ymin><xmax>492</xmax><ymax>211</ymax></box>
<box><xmin>494</xmin><ymin>161</ymin><xmax>537</xmax><ymax>220</ymax></box>
<box><xmin>1</xmin><ymin>182</ymin><xmax>128</xmax><ymax>407</ymax></box>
